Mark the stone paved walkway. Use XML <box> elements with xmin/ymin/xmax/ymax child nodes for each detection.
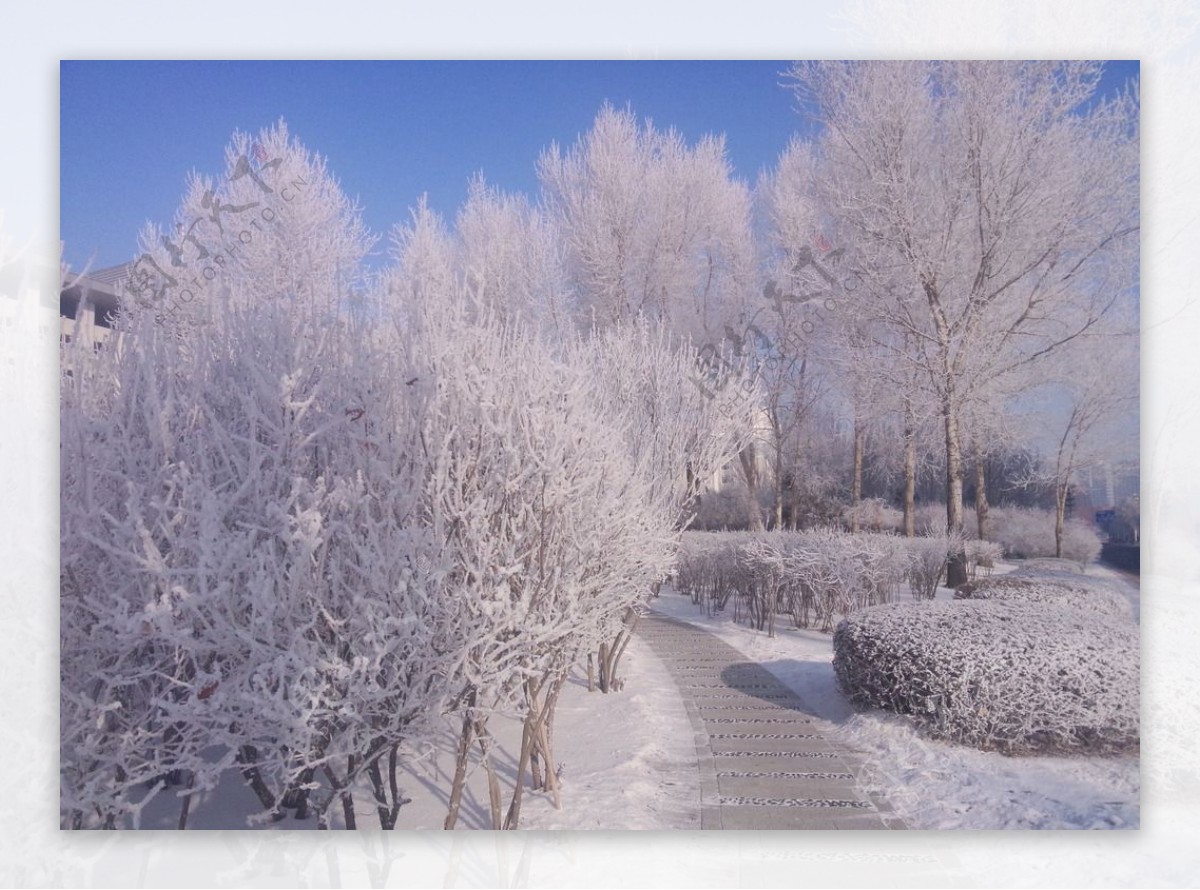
<box><xmin>638</xmin><ymin>611</ymin><xmax>906</xmax><ymax>830</ymax></box>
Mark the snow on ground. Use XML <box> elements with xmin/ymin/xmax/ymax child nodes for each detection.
<box><xmin>518</xmin><ymin>637</ymin><xmax>700</xmax><ymax>830</ymax></box>
<box><xmin>650</xmin><ymin>563</ymin><xmax>1141</xmax><ymax>831</ymax></box>
<box><xmin>138</xmin><ymin>632</ymin><xmax>699</xmax><ymax>830</ymax></box>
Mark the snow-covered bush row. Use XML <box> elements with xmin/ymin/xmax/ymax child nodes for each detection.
<box><xmin>682</xmin><ymin>529</ymin><xmax>1012</xmax><ymax>630</ymax></box>
<box><xmin>907</xmin><ymin>534</ymin><xmax>1000</xmax><ymax>595</ymax></box>
<box><xmin>914</xmin><ymin>503</ymin><xmax>951</xmax><ymax>535</ymax></box>
<box><xmin>677</xmin><ymin>529</ymin><xmax>998</xmax><ymax>633</ymax></box>
<box><xmin>833</xmin><ymin>600</ymin><xmax>1140</xmax><ymax>755</ymax></box>
<box><xmin>954</xmin><ymin>568</ymin><xmax>1133</xmax><ymax>620</ymax></box>
<box><xmin>674</xmin><ymin>532</ymin><xmax>758</xmax><ymax>614</ymax></box>
<box><xmin>739</xmin><ymin>529</ymin><xmax>909</xmax><ymax>633</ymax></box>
<box><xmin>987</xmin><ymin>506</ymin><xmax>1102</xmax><ymax>567</ymax></box>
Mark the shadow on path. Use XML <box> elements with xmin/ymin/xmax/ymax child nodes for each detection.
<box><xmin>637</xmin><ymin>611</ymin><xmax>905</xmax><ymax>830</ymax></box>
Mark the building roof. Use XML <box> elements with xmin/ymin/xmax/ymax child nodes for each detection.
<box><xmin>60</xmin><ymin>261</ymin><xmax>130</xmax><ymax>320</ymax></box>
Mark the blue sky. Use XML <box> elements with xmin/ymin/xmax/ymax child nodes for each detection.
<box><xmin>59</xmin><ymin>60</ymin><xmax>1139</xmax><ymax>274</ymax></box>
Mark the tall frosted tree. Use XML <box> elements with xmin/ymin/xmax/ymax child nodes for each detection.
<box><xmin>538</xmin><ymin>102</ymin><xmax>757</xmax><ymax>342</ymax></box>
<box><xmin>456</xmin><ymin>174</ymin><xmax>572</xmax><ymax>334</ymax></box>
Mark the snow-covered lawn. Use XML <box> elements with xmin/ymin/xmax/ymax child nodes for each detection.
<box><xmin>650</xmin><ymin>563</ymin><xmax>1141</xmax><ymax>830</ymax></box>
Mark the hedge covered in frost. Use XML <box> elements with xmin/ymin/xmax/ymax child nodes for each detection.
<box><xmin>954</xmin><ymin>568</ymin><xmax>1133</xmax><ymax>620</ymax></box>
<box><xmin>675</xmin><ymin>529</ymin><xmax>999</xmax><ymax>634</ymax></box>
<box><xmin>833</xmin><ymin>600</ymin><xmax>1139</xmax><ymax>754</ymax></box>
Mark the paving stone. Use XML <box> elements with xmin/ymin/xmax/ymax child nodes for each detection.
<box><xmin>716</xmin><ymin>778</ymin><xmax>864</xmax><ymax>801</ymax></box>
<box><xmin>709</xmin><ymin>740</ymin><xmax>837</xmax><ymax>757</ymax></box>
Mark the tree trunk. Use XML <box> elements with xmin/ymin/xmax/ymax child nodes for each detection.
<box><xmin>281</xmin><ymin>765</ymin><xmax>316</xmax><ymax>820</ymax></box>
<box><xmin>503</xmin><ymin>677</ymin><xmax>551</xmax><ymax>830</ymax></box>
<box><xmin>1055</xmin><ymin>482</ymin><xmax>1068</xmax><ymax>558</ymax></box>
<box><xmin>738</xmin><ymin>445</ymin><xmax>765</xmax><ymax>531</ymax></box>
<box><xmin>974</xmin><ymin>446</ymin><xmax>989</xmax><ymax>541</ymax></box>
<box><xmin>177</xmin><ymin>770</ymin><xmax>195</xmax><ymax>830</ymax></box>
<box><xmin>477</xmin><ymin>726</ymin><xmax>503</xmax><ymax>830</ymax></box>
<box><xmin>597</xmin><ymin>641</ymin><xmax>610</xmax><ymax>692</ymax></box>
<box><xmin>772</xmin><ymin>445</ymin><xmax>784</xmax><ymax>531</ymax></box>
<box><xmin>444</xmin><ymin>709</ymin><xmax>477</xmax><ymax>830</ymax></box>
<box><xmin>903</xmin><ymin>414</ymin><xmax>916</xmax><ymax>537</ymax></box>
<box><xmin>850</xmin><ymin>418</ymin><xmax>865</xmax><ymax>531</ymax></box>
<box><xmin>943</xmin><ymin>400</ymin><xmax>968</xmax><ymax>587</ymax></box>
<box><xmin>367</xmin><ymin>743</ymin><xmax>406</xmax><ymax>830</ymax></box>
<box><xmin>534</xmin><ymin>677</ymin><xmax>564</xmax><ymax>809</ymax></box>
<box><xmin>321</xmin><ymin>762</ymin><xmax>356</xmax><ymax>830</ymax></box>
<box><xmin>596</xmin><ymin>608</ymin><xmax>639</xmax><ymax>693</ymax></box>
<box><xmin>237</xmin><ymin>745</ymin><xmax>282</xmax><ymax>820</ymax></box>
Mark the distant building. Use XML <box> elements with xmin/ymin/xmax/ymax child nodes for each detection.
<box><xmin>60</xmin><ymin>263</ymin><xmax>129</xmax><ymax>374</ymax></box>
<box><xmin>1078</xmin><ymin>460</ymin><xmax>1139</xmax><ymax>511</ymax></box>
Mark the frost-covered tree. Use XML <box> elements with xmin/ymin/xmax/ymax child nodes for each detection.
<box><xmin>572</xmin><ymin>321</ymin><xmax>761</xmax><ymax>687</ymax></box>
<box><xmin>456</xmin><ymin>175</ymin><xmax>571</xmax><ymax>334</ymax></box>
<box><xmin>540</xmin><ymin>103</ymin><xmax>767</xmax><ymax>535</ymax></box>
<box><xmin>126</xmin><ymin>120</ymin><xmax>375</xmax><ymax>334</ymax></box>
<box><xmin>538</xmin><ymin>103</ymin><xmax>757</xmax><ymax>342</ymax></box>
<box><xmin>786</xmin><ymin>61</ymin><xmax>1139</xmax><ymax>583</ymax></box>
<box><xmin>745</xmin><ymin>143</ymin><xmax>839</xmax><ymax>530</ymax></box>
<box><xmin>382</xmin><ymin>172</ymin><xmax>762</xmax><ymax>820</ymax></box>
<box><xmin>388</xmin><ymin>209</ymin><xmax>683</xmax><ymax>827</ymax></box>
<box><xmin>1018</xmin><ymin>322</ymin><xmax>1138</xmax><ymax>558</ymax></box>
<box><xmin>758</xmin><ymin>141</ymin><xmax>936</xmax><ymax>534</ymax></box>
<box><xmin>61</xmin><ymin>123</ymin><xmax>445</xmax><ymax>829</ymax></box>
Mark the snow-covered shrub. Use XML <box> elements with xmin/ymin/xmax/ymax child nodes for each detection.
<box><xmin>691</xmin><ymin>485</ymin><xmax>756</xmax><ymax>531</ymax></box>
<box><xmin>393</xmin><ymin>244</ymin><xmax>683</xmax><ymax>823</ymax></box>
<box><xmin>988</xmin><ymin>506</ymin><xmax>1050</xmax><ymax>559</ymax></box>
<box><xmin>723</xmin><ymin>529</ymin><xmax>909</xmax><ymax>633</ymax></box>
<box><xmin>395</xmin><ymin>213</ymin><xmax>756</xmax><ymax>822</ymax></box>
<box><xmin>1060</xmin><ymin>520</ymin><xmax>1103</xmax><ymax>568</ymax></box>
<box><xmin>676</xmin><ymin>532</ymin><xmax>756</xmax><ymax>614</ymax></box>
<box><xmin>843</xmin><ymin>498</ymin><xmax>903</xmax><ymax>533</ymax></box>
<box><xmin>417</xmin><ymin>311</ymin><xmax>676</xmax><ymax>695</ymax></box>
<box><xmin>954</xmin><ymin>569</ymin><xmax>1133</xmax><ymax>620</ymax></box>
<box><xmin>1022</xmin><ymin>557</ymin><xmax>1084</xmax><ymax>573</ymax></box>
<box><xmin>61</xmin><ymin>320</ymin><xmax>214</xmax><ymax>828</ymax></box>
<box><xmin>988</xmin><ymin>506</ymin><xmax>1102</xmax><ymax>567</ymax></box>
<box><xmin>61</xmin><ymin>124</ymin><xmax>448</xmax><ymax>829</ymax></box>
<box><xmin>904</xmin><ymin>535</ymin><xmax>955</xmax><ymax>600</ymax></box>
<box><xmin>842</xmin><ymin>531</ymin><xmax>910</xmax><ymax>608</ymax></box>
<box><xmin>833</xmin><ymin>600</ymin><xmax>1140</xmax><ymax>755</ymax></box>
<box><xmin>964</xmin><ymin>538</ymin><xmax>1003</xmax><ymax>579</ymax></box>
<box><xmin>914</xmin><ymin>503</ymin><xmax>949</xmax><ymax>535</ymax></box>
<box><xmin>570</xmin><ymin>322</ymin><xmax>759</xmax><ymax>692</ymax></box>
<box><xmin>63</xmin><ymin>301</ymin><xmax>448</xmax><ymax>830</ymax></box>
